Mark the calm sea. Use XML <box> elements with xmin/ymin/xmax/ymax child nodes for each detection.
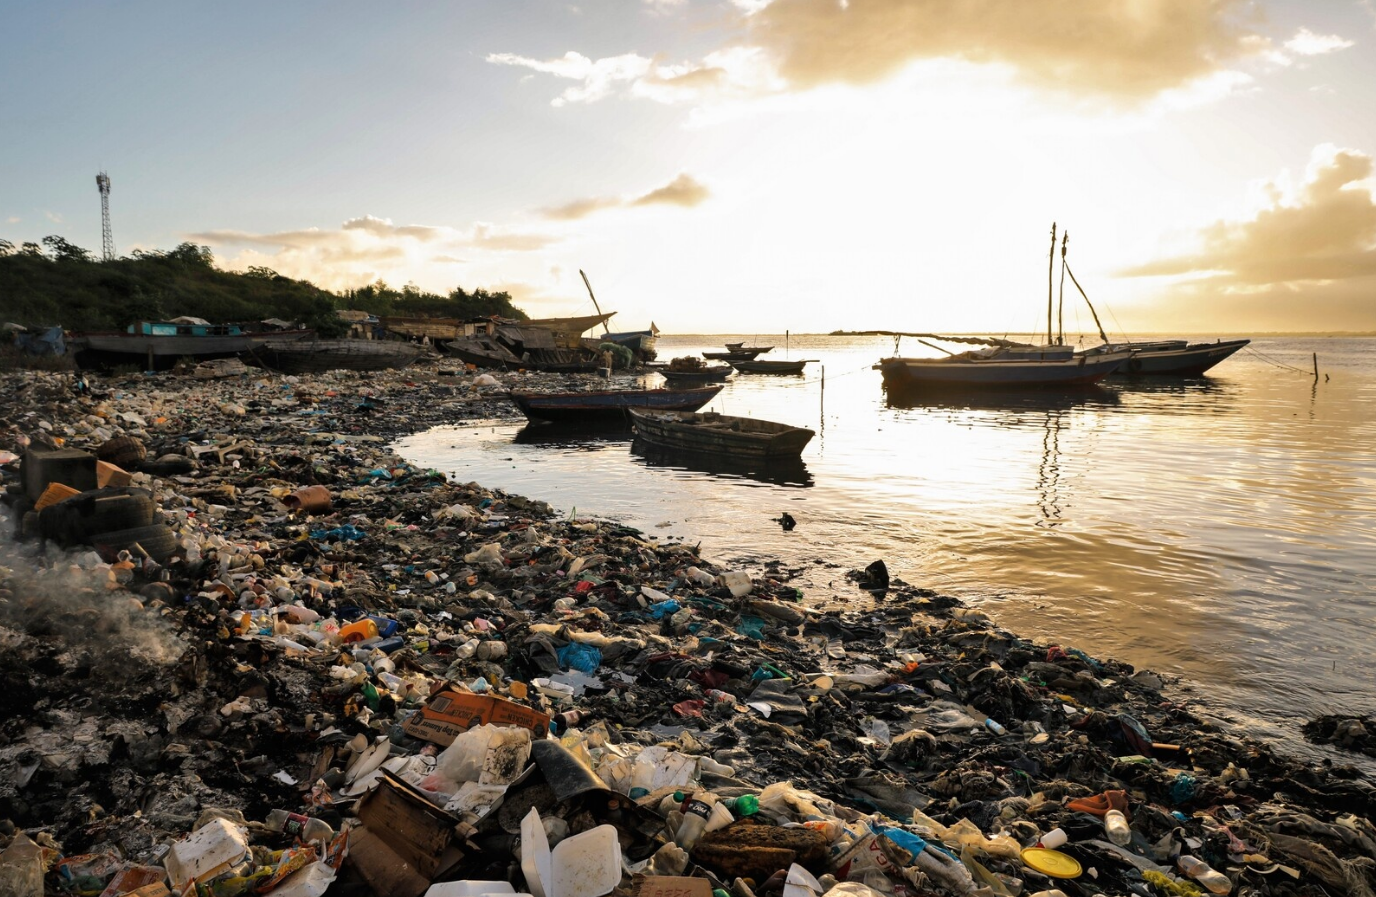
<box><xmin>398</xmin><ymin>334</ymin><xmax>1376</xmax><ymax>767</ymax></box>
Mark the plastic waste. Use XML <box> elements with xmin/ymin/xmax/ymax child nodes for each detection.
<box><xmin>673</xmin><ymin>793</ymin><xmax>718</xmax><ymax>850</ymax></box>
<box><xmin>1178</xmin><ymin>855</ymin><xmax>1232</xmax><ymax>895</ymax></box>
<box><xmin>265</xmin><ymin>809</ymin><xmax>335</xmax><ymax>845</ymax></box>
<box><xmin>1104</xmin><ymin>808</ymin><xmax>1132</xmax><ymax>846</ymax></box>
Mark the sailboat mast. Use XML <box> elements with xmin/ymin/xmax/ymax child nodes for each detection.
<box><xmin>1058</xmin><ymin>231</ymin><xmax>1068</xmax><ymax>346</ymax></box>
<box><xmin>1047</xmin><ymin>223</ymin><xmax>1057</xmax><ymax>346</ymax></box>
<box><xmin>579</xmin><ymin>269</ymin><xmax>611</xmax><ymax>335</ymax></box>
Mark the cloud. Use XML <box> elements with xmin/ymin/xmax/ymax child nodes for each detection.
<box><xmin>1123</xmin><ymin>144</ymin><xmax>1376</xmax><ymax>287</ymax></box>
<box><xmin>631</xmin><ymin>173</ymin><xmax>710</xmax><ymax>208</ymax></box>
<box><xmin>189</xmin><ymin>216</ymin><xmax>559</xmax><ymax>291</ymax></box>
<box><xmin>540</xmin><ymin>173</ymin><xmax>710</xmax><ymax>220</ymax></box>
<box><xmin>490</xmin><ymin>0</ymin><xmax>1298</xmax><ymax>106</ymax></box>
<box><xmin>1283</xmin><ymin>28</ymin><xmax>1353</xmax><ymax>57</ymax></box>
<box><xmin>5</xmin><ymin>216</ymin><xmax>19</xmax><ymax>224</ymax></box>
<box><xmin>44</xmin><ymin>211</ymin><xmax>63</xmax><ymax>224</ymax></box>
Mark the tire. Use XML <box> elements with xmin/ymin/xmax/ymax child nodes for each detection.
<box><xmin>88</xmin><ymin>523</ymin><xmax>179</xmax><ymax>562</ymax></box>
<box><xmin>97</xmin><ymin>436</ymin><xmax>148</xmax><ymax>469</ymax></box>
<box><xmin>39</xmin><ymin>487</ymin><xmax>157</xmax><ymax>545</ymax></box>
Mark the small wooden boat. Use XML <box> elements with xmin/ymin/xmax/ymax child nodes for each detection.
<box><xmin>1080</xmin><ymin>338</ymin><xmax>1250</xmax><ymax>376</ymax></box>
<box><xmin>629</xmin><ymin>409</ymin><xmax>814</xmax><ymax>459</ymax></box>
<box><xmin>658</xmin><ymin>356</ymin><xmax>734</xmax><ymax>382</ymax></box>
<box><xmin>249</xmin><ymin>338</ymin><xmax>427</xmax><ymax>374</ymax></box>
<box><xmin>70</xmin><ymin>322</ymin><xmax>314</xmax><ymax>372</ymax></box>
<box><xmin>729</xmin><ymin>359</ymin><xmax>816</xmax><ymax>374</ymax></box>
<box><xmin>878</xmin><ymin>344</ymin><xmax>1131</xmax><ymax>390</ymax></box>
<box><xmin>509</xmin><ymin>385</ymin><xmax>723</xmax><ymax>423</ymax></box>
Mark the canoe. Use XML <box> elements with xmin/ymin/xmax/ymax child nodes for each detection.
<box><xmin>628</xmin><ymin>410</ymin><xmax>815</xmax><ymax>459</ymax></box>
<box><xmin>658</xmin><ymin>365</ymin><xmax>734</xmax><ymax>383</ymax></box>
<box><xmin>877</xmin><ymin>346</ymin><xmax>1132</xmax><ymax>390</ymax></box>
<box><xmin>509</xmin><ymin>385</ymin><xmax>723</xmax><ymax>423</ymax></box>
<box><xmin>1080</xmin><ymin>339</ymin><xmax>1251</xmax><ymax>376</ymax></box>
<box><xmin>729</xmin><ymin>359</ymin><xmax>816</xmax><ymax>374</ymax></box>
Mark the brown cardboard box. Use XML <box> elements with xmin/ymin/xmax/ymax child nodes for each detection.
<box><xmin>403</xmin><ymin>686</ymin><xmax>550</xmax><ymax>746</ymax></box>
<box><xmin>96</xmin><ymin>460</ymin><xmax>134</xmax><ymax>488</ymax></box>
<box><xmin>347</xmin><ymin>772</ymin><xmax>466</xmax><ymax>897</ymax></box>
<box><xmin>636</xmin><ymin>877</ymin><xmax>714</xmax><ymax>897</ymax></box>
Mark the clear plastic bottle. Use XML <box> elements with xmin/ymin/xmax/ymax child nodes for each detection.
<box><xmin>1177</xmin><ymin>855</ymin><xmax>1232</xmax><ymax>895</ymax></box>
<box><xmin>265</xmin><ymin>809</ymin><xmax>334</xmax><ymax>845</ymax></box>
<box><xmin>1103</xmin><ymin>809</ymin><xmax>1131</xmax><ymax>846</ymax></box>
<box><xmin>674</xmin><ymin>794</ymin><xmax>717</xmax><ymax>850</ymax></box>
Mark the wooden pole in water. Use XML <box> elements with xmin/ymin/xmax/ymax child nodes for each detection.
<box><xmin>1313</xmin><ymin>352</ymin><xmax>1319</xmax><ymax>379</ymax></box>
<box><xmin>1047</xmin><ymin>223</ymin><xmax>1057</xmax><ymax>346</ymax></box>
<box><xmin>820</xmin><ymin>364</ymin><xmax>825</xmax><ymax>418</ymax></box>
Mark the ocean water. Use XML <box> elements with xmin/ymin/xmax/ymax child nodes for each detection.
<box><xmin>397</xmin><ymin>334</ymin><xmax>1376</xmax><ymax>766</ymax></box>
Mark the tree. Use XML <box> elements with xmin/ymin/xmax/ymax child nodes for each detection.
<box><xmin>246</xmin><ymin>266</ymin><xmax>279</xmax><ymax>279</ymax></box>
<box><xmin>42</xmin><ymin>235</ymin><xmax>93</xmax><ymax>262</ymax></box>
<box><xmin>165</xmin><ymin>242</ymin><xmax>214</xmax><ymax>266</ymax></box>
<box><xmin>20</xmin><ymin>242</ymin><xmax>43</xmax><ymax>256</ymax></box>
<box><xmin>0</xmin><ymin>239</ymin><xmax>13</xmax><ymax>257</ymax></box>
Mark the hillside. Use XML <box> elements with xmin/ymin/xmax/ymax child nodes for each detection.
<box><xmin>0</xmin><ymin>237</ymin><xmax>527</xmax><ymax>333</ymax></box>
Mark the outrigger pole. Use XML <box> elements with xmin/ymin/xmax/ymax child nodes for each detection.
<box><xmin>1047</xmin><ymin>222</ymin><xmax>1057</xmax><ymax>346</ymax></box>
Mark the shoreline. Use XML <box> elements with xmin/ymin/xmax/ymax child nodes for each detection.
<box><xmin>2</xmin><ymin>361</ymin><xmax>1374</xmax><ymax>897</ymax></box>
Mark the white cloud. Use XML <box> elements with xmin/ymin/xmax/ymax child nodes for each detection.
<box><xmin>1284</xmin><ymin>28</ymin><xmax>1354</xmax><ymax>56</ymax></box>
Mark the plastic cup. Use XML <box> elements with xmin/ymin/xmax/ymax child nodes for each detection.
<box><xmin>1039</xmin><ymin>827</ymin><xmax>1068</xmax><ymax>849</ymax></box>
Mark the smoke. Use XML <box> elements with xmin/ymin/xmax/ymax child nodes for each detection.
<box><xmin>0</xmin><ymin>507</ymin><xmax>187</xmax><ymax>672</ymax></box>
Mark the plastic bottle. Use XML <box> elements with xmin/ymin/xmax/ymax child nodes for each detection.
<box><xmin>730</xmin><ymin>794</ymin><xmax>760</xmax><ymax>817</ymax></box>
<box><xmin>265</xmin><ymin>809</ymin><xmax>335</xmax><ymax>845</ymax></box>
<box><xmin>674</xmin><ymin>794</ymin><xmax>717</xmax><ymax>850</ymax></box>
<box><xmin>984</xmin><ymin>718</ymin><xmax>1007</xmax><ymax>736</ymax></box>
<box><xmin>1104</xmin><ymin>809</ymin><xmax>1132</xmax><ymax>846</ymax></box>
<box><xmin>1177</xmin><ymin>855</ymin><xmax>1232</xmax><ymax>895</ymax></box>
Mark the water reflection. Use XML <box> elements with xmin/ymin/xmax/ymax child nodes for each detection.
<box><xmin>884</xmin><ymin>384</ymin><xmax>1122</xmax><ymax>415</ymax></box>
<box><xmin>1037</xmin><ymin>411</ymin><xmax>1066</xmax><ymax>527</ymax></box>
<box><xmin>512</xmin><ymin>421</ymin><xmax>633</xmax><ymax>448</ymax></box>
<box><xmin>631</xmin><ymin>439</ymin><xmax>814</xmax><ymax>487</ymax></box>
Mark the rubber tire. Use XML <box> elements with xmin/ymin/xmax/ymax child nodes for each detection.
<box><xmin>88</xmin><ymin>523</ymin><xmax>179</xmax><ymax>562</ymax></box>
<box><xmin>96</xmin><ymin>435</ymin><xmax>148</xmax><ymax>468</ymax></box>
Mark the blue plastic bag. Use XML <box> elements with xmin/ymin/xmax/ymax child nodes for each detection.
<box><xmin>557</xmin><ymin>642</ymin><xmax>603</xmax><ymax>673</ymax></box>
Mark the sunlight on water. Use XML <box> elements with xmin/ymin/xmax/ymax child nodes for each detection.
<box><xmin>399</xmin><ymin>335</ymin><xmax>1376</xmax><ymax>762</ymax></box>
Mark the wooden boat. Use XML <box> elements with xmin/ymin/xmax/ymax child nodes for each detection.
<box><xmin>629</xmin><ymin>409</ymin><xmax>815</xmax><ymax>459</ymax></box>
<box><xmin>729</xmin><ymin>359</ymin><xmax>816</xmax><ymax>374</ymax></box>
<box><xmin>249</xmin><ymin>338</ymin><xmax>427</xmax><ymax>374</ymax></box>
<box><xmin>658</xmin><ymin>365</ymin><xmax>733</xmax><ymax>383</ymax></box>
<box><xmin>1080</xmin><ymin>338</ymin><xmax>1250</xmax><ymax>375</ymax></box>
<box><xmin>878</xmin><ymin>343</ymin><xmax>1131</xmax><ymax>390</ymax></box>
<box><xmin>70</xmin><ymin>322</ymin><xmax>314</xmax><ymax>372</ymax></box>
<box><xmin>509</xmin><ymin>385</ymin><xmax>723</xmax><ymax>423</ymax></box>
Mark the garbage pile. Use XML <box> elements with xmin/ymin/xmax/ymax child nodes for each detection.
<box><xmin>2</xmin><ymin>366</ymin><xmax>1376</xmax><ymax>897</ymax></box>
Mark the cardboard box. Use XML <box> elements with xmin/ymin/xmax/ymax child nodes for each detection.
<box><xmin>23</xmin><ymin>447</ymin><xmax>96</xmax><ymax>500</ymax></box>
<box><xmin>347</xmin><ymin>773</ymin><xmax>466</xmax><ymax>897</ymax></box>
<box><xmin>403</xmin><ymin>687</ymin><xmax>550</xmax><ymax>746</ymax></box>
<box><xmin>636</xmin><ymin>877</ymin><xmax>714</xmax><ymax>897</ymax></box>
<box><xmin>96</xmin><ymin>460</ymin><xmax>134</xmax><ymax>488</ymax></box>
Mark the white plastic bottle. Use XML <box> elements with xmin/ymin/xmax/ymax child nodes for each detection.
<box><xmin>674</xmin><ymin>794</ymin><xmax>717</xmax><ymax>850</ymax></box>
<box><xmin>1104</xmin><ymin>809</ymin><xmax>1131</xmax><ymax>846</ymax></box>
<box><xmin>1177</xmin><ymin>855</ymin><xmax>1232</xmax><ymax>895</ymax></box>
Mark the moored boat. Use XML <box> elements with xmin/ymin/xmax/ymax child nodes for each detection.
<box><xmin>729</xmin><ymin>359</ymin><xmax>816</xmax><ymax>374</ymax></box>
<box><xmin>509</xmin><ymin>385</ymin><xmax>723</xmax><ymax>423</ymax></box>
<box><xmin>629</xmin><ymin>409</ymin><xmax>814</xmax><ymax>459</ymax></box>
<box><xmin>657</xmin><ymin>357</ymin><xmax>734</xmax><ymax>383</ymax></box>
<box><xmin>1081</xmin><ymin>338</ymin><xmax>1251</xmax><ymax>376</ymax></box>
<box><xmin>877</xmin><ymin>344</ymin><xmax>1132</xmax><ymax>390</ymax></box>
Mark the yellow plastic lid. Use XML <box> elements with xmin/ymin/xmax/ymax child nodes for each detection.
<box><xmin>1021</xmin><ymin>847</ymin><xmax>1083</xmax><ymax>879</ymax></box>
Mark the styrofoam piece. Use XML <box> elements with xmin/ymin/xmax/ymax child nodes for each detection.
<box><xmin>424</xmin><ymin>882</ymin><xmax>520</xmax><ymax>897</ymax></box>
<box><xmin>521</xmin><ymin>808</ymin><xmax>623</xmax><ymax>897</ymax></box>
<box><xmin>782</xmin><ymin>864</ymin><xmax>824</xmax><ymax>897</ymax></box>
<box><xmin>162</xmin><ymin>818</ymin><xmax>251</xmax><ymax>889</ymax></box>
<box><xmin>345</xmin><ymin>736</ymin><xmax>390</xmax><ymax>784</ymax></box>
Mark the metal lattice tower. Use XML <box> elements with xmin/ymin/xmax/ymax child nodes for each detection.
<box><xmin>96</xmin><ymin>171</ymin><xmax>115</xmax><ymax>261</ymax></box>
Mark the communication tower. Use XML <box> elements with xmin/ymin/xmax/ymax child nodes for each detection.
<box><xmin>96</xmin><ymin>171</ymin><xmax>115</xmax><ymax>261</ymax></box>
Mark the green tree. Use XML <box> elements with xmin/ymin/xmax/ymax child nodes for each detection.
<box><xmin>42</xmin><ymin>235</ymin><xmax>93</xmax><ymax>262</ymax></box>
<box><xmin>0</xmin><ymin>239</ymin><xmax>14</xmax><ymax>257</ymax></box>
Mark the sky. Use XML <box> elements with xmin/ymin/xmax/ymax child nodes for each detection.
<box><xmin>3</xmin><ymin>0</ymin><xmax>1376</xmax><ymax>335</ymax></box>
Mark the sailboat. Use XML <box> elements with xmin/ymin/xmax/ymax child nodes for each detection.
<box><xmin>874</xmin><ymin>225</ymin><xmax>1133</xmax><ymax>390</ymax></box>
<box><xmin>1057</xmin><ymin>235</ymin><xmax>1250</xmax><ymax>376</ymax></box>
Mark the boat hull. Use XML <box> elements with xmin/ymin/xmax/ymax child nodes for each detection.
<box><xmin>509</xmin><ymin>386</ymin><xmax>723</xmax><ymax>423</ymax></box>
<box><xmin>70</xmin><ymin>330</ymin><xmax>313</xmax><ymax>371</ymax></box>
<box><xmin>1115</xmin><ymin>339</ymin><xmax>1250</xmax><ymax>376</ymax></box>
<box><xmin>249</xmin><ymin>339</ymin><xmax>426</xmax><ymax>374</ymax></box>
<box><xmin>729</xmin><ymin>360</ymin><xmax>813</xmax><ymax>374</ymax></box>
<box><xmin>629</xmin><ymin>410</ymin><xmax>814</xmax><ymax>459</ymax></box>
<box><xmin>658</xmin><ymin>366</ymin><xmax>733</xmax><ymax>383</ymax></box>
<box><xmin>878</xmin><ymin>351</ymin><xmax>1130</xmax><ymax>390</ymax></box>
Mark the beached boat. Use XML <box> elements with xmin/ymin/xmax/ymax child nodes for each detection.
<box><xmin>69</xmin><ymin>320</ymin><xmax>314</xmax><ymax>371</ymax></box>
<box><xmin>1080</xmin><ymin>338</ymin><xmax>1251</xmax><ymax>375</ymax></box>
<box><xmin>656</xmin><ymin>357</ymin><xmax>734</xmax><ymax>383</ymax></box>
<box><xmin>249</xmin><ymin>338</ymin><xmax>427</xmax><ymax>374</ymax></box>
<box><xmin>509</xmin><ymin>385</ymin><xmax>723</xmax><ymax>423</ymax></box>
<box><xmin>629</xmin><ymin>409</ymin><xmax>814</xmax><ymax>459</ymax></box>
<box><xmin>729</xmin><ymin>359</ymin><xmax>816</xmax><ymax>374</ymax></box>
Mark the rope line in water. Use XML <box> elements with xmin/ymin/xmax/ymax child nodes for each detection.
<box><xmin>1243</xmin><ymin>345</ymin><xmax>1317</xmax><ymax>376</ymax></box>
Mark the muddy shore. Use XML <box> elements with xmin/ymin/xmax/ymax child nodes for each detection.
<box><xmin>2</xmin><ymin>361</ymin><xmax>1375</xmax><ymax>897</ymax></box>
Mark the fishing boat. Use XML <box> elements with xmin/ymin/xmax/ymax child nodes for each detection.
<box><xmin>657</xmin><ymin>357</ymin><xmax>734</xmax><ymax>383</ymax></box>
<box><xmin>248</xmin><ymin>338</ymin><xmax>427</xmax><ymax>374</ymax></box>
<box><xmin>629</xmin><ymin>410</ymin><xmax>815</xmax><ymax>459</ymax></box>
<box><xmin>1080</xmin><ymin>338</ymin><xmax>1251</xmax><ymax>375</ymax></box>
<box><xmin>508</xmin><ymin>385</ymin><xmax>723</xmax><ymax>423</ymax></box>
<box><xmin>729</xmin><ymin>359</ymin><xmax>816</xmax><ymax>374</ymax></box>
